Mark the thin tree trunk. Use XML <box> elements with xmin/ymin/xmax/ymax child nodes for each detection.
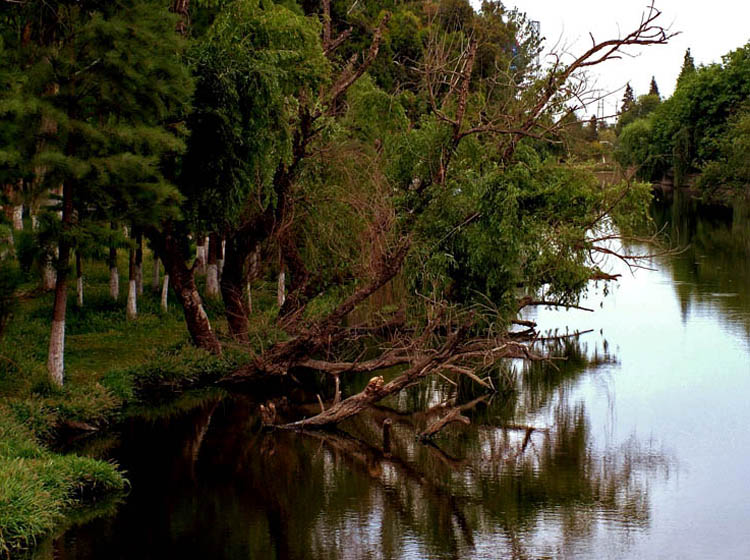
<box><xmin>277</xmin><ymin>263</ymin><xmax>286</xmax><ymax>308</ymax></box>
<box><xmin>12</xmin><ymin>204</ymin><xmax>23</xmax><ymax>231</ymax></box>
<box><xmin>195</xmin><ymin>236</ymin><xmax>206</xmax><ymax>275</ymax></box>
<box><xmin>126</xmin><ymin>245</ymin><xmax>137</xmax><ymax>320</ymax></box>
<box><xmin>42</xmin><ymin>255</ymin><xmax>56</xmax><ymax>291</ymax></box>
<box><xmin>135</xmin><ymin>230</ymin><xmax>143</xmax><ymax>296</ymax></box>
<box><xmin>109</xmin><ymin>224</ymin><xmax>119</xmax><ymax>300</ymax></box>
<box><xmin>47</xmin><ymin>182</ymin><xmax>74</xmax><ymax>387</ymax></box>
<box><xmin>76</xmin><ymin>252</ymin><xmax>83</xmax><ymax>308</ymax></box>
<box><xmin>217</xmin><ymin>238</ymin><xmax>225</xmax><ymax>282</ymax></box>
<box><xmin>206</xmin><ymin>232</ymin><xmax>220</xmax><ymax>298</ymax></box>
<box><xmin>152</xmin><ymin>251</ymin><xmax>160</xmax><ymax>293</ymax></box>
<box><xmin>161</xmin><ymin>274</ymin><xmax>170</xmax><ymax>312</ymax></box>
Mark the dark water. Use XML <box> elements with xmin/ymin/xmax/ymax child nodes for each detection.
<box><xmin>34</xmin><ymin>195</ymin><xmax>750</xmax><ymax>559</ymax></box>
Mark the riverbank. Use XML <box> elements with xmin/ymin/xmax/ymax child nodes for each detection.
<box><xmin>0</xmin><ymin>253</ymin><xmax>254</xmax><ymax>557</ymax></box>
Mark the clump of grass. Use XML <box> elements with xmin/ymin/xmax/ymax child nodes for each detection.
<box><xmin>0</xmin><ymin>408</ymin><xmax>125</xmax><ymax>557</ymax></box>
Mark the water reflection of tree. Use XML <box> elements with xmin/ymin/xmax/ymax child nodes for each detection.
<box><xmin>198</xmin><ymin>340</ymin><xmax>666</xmax><ymax>559</ymax></box>
<box><xmin>651</xmin><ymin>193</ymin><xmax>750</xmax><ymax>338</ymax></box>
<box><xmin>44</xmin><ymin>341</ymin><xmax>669</xmax><ymax>560</ymax></box>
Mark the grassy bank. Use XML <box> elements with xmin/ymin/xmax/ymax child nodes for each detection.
<box><xmin>0</xmin><ymin>251</ymin><xmax>253</xmax><ymax>556</ymax></box>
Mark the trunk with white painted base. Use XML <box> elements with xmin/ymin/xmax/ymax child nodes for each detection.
<box><xmin>217</xmin><ymin>239</ymin><xmax>225</xmax><ymax>281</ymax></box>
<box><xmin>161</xmin><ymin>274</ymin><xmax>169</xmax><ymax>312</ymax></box>
<box><xmin>277</xmin><ymin>265</ymin><xmax>286</xmax><ymax>307</ymax></box>
<box><xmin>48</xmin><ymin>319</ymin><xmax>65</xmax><ymax>387</ymax></box>
<box><xmin>47</xmin><ymin>181</ymin><xmax>72</xmax><ymax>388</ymax></box>
<box><xmin>43</xmin><ymin>258</ymin><xmax>56</xmax><ymax>291</ymax></box>
<box><xmin>205</xmin><ymin>233</ymin><xmax>220</xmax><ymax>298</ymax></box>
<box><xmin>126</xmin><ymin>247</ymin><xmax>137</xmax><ymax>320</ymax></box>
<box><xmin>12</xmin><ymin>205</ymin><xmax>23</xmax><ymax>231</ymax></box>
<box><xmin>195</xmin><ymin>237</ymin><xmax>206</xmax><ymax>275</ymax></box>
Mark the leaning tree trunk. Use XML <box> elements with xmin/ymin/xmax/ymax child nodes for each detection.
<box><xmin>126</xmin><ymin>244</ymin><xmax>137</xmax><ymax>321</ymax></box>
<box><xmin>161</xmin><ymin>273</ymin><xmax>170</xmax><ymax>312</ymax></box>
<box><xmin>47</xmin><ymin>182</ymin><xmax>73</xmax><ymax>387</ymax></box>
<box><xmin>109</xmin><ymin>224</ymin><xmax>119</xmax><ymax>300</ymax></box>
<box><xmin>220</xmin><ymin>236</ymin><xmax>250</xmax><ymax>342</ymax></box>
<box><xmin>75</xmin><ymin>252</ymin><xmax>83</xmax><ymax>308</ymax></box>
<box><xmin>205</xmin><ymin>232</ymin><xmax>220</xmax><ymax>298</ymax></box>
<box><xmin>155</xmin><ymin>231</ymin><xmax>222</xmax><ymax>354</ymax></box>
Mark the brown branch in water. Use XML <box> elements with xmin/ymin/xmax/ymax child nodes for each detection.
<box><xmin>517</xmin><ymin>296</ymin><xmax>595</xmax><ymax>313</ymax></box>
<box><xmin>282</xmin><ymin>327</ymin><xmax>468</xmax><ymax>429</ymax></box>
<box><xmin>419</xmin><ymin>395</ymin><xmax>489</xmax><ymax>440</ymax></box>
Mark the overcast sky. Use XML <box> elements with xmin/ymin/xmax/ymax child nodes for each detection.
<box><xmin>470</xmin><ymin>1</ymin><xmax>750</xmax><ymax>119</ymax></box>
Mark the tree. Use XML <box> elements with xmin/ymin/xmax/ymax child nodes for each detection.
<box><xmin>621</xmin><ymin>82</ymin><xmax>636</xmax><ymax>114</ymax></box>
<box><xmin>677</xmin><ymin>47</ymin><xmax>696</xmax><ymax>86</ymax></box>
<box><xmin>1</xmin><ymin>1</ymin><xmax>192</xmax><ymax>385</ymax></box>
<box><xmin>649</xmin><ymin>76</ymin><xmax>660</xmax><ymax>98</ymax></box>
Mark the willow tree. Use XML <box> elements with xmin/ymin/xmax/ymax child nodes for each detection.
<box><xmin>0</xmin><ymin>0</ymin><xmax>192</xmax><ymax>385</ymax></box>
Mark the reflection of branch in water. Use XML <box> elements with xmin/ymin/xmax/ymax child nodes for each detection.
<box><xmin>297</xmin><ymin>428</ymin><xmax>476</xmax><ymax>552</ymax></box>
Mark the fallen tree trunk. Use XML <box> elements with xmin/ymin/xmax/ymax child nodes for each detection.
<box><xmin>282</xmin><ymin>328</ymin><xmax>465</xmax><ymax>429</ymax></box>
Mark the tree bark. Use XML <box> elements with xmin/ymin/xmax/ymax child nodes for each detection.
<box><xmin>47</xmin><ymin>182</ymin><xmax>74</xmax><ymax>387</ymax></box>
<box><xmin>152</xmin><ymin>230</ymin><xmax>222</xmax><ymax>354</ymax></box>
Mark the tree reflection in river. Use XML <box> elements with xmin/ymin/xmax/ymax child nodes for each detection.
<box><xmin>651</xmin><ymin>191</ymin><xmax>750</xmax><ymax>339</ymax></box>
<box><xmin>39</xmin><ymin>337</ymin><xmax>671</xmax><ymax>560</ymax></box>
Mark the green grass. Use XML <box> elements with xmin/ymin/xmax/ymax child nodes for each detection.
<box><xmin>0</xmin><ymin>248</ymin><xmax>255</xmax><ymax>557</ymax></box>
<box><xmin>0</xmin><ymin>406</ymin><xmax>125</xmax><ymax>557</ymax></box>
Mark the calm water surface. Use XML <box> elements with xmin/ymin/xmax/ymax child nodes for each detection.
<box><xmin>34</xmin><ymin>196</ymin><xmax>750</xmax><ymax>559</ymax></box>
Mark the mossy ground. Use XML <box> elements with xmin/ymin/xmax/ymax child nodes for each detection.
<box><xmin>0</xmin><ymin>249</ymin><xmax>256</xmax><ymax>557</ymax></box>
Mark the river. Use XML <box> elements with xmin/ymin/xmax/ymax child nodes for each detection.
<box><xmin>32</xmin><ymin>193</ymin><xmax>750</xmax><ymax>559</ymax></box>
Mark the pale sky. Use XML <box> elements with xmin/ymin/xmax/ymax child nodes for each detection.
<box><xmin>471</xmin><ymin>1</ymin><xmax>750</xmax><ymax>119</ymax></box>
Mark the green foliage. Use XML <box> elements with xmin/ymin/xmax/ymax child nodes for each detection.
<box><xmin>619</xmin><ymin>42</ymin><xmax>750</xmax><ymax>195</ymax></box>
<box><xmin>181</xmin><ymin>0</ymin><xmax>329</xmax><ymax>232</ymax></box>
<box><xmin>409</xmin><ymin>146</ymin><xmax>638</xmax><ymax>312</ymax></box>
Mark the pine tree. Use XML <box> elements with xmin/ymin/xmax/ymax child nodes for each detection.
<box><xmin>620</xmin><ymin>83</ymin><xmax>636</xmax><ymax>114</ymax></box>
<box><xmin>649</xmin><ymin>76</ymin><xmax>660</xmax><ymax>99</ymax></box>
<box><xmin>1</xmin><ymin>1</ymin><xmax>193</xmax><ymax>386</ymax></box>
<box><xmin>677</xmin><ymin>48</ymin><xmax>696</xmax><ymax>86</ymax></box>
